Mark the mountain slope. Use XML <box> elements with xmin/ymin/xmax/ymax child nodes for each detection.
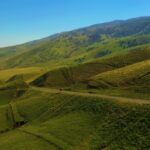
<box><xmin>88</xmin><ymin>59</ymin><xmax>150</xmax><ymax>88</ymax></box>
<box><xmin>0</xmin><ymin>88</ymin><xmax>149</xmax><ymax>150</ymax></box>
<box><xmin>0</xmin><ymin>16</ymin><xmax>150</xmax><ymax>150</ymax></box>
<box><xmin>32</xmin><ymin>47</ymin><xmax>150</xmax><ymax>87</ymax></box>
<box><xmin>1</xmin><ymin>17</ymin><xmax>150</xmax><ymax>69</ymax></box>
<box><xmin>0</xmin><ymin>67</ymin><xmax>44</xmax><ymax>82</ymax></box>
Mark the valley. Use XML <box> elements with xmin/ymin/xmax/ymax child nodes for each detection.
<box><xmin>0</xmin><ymin>17</ymin><xmax>150</xmax><ymax>150</ymax></box>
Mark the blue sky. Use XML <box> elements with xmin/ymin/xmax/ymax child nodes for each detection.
<box><xmin>0</xmin><ymin>0</ymin><xmax>150</xmax><ymax>47</ymax></box>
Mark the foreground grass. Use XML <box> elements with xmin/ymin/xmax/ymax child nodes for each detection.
<box><xmin>0</xmin><ymin>90</ymin><xmax>14</xmax><ymax>105</ymax></box>
<box><xmin>73</xmin><ymin>86</ymin><xmax>150</xmax><ymax>100</ymax></box>
<box><xmin>95</xmin><ymin>87</ymin><xmax>150</xmax><ymax>100</ymax></box>
<box><xmin>0</xmin><ymin>130</ymin><xmax>56</xmax><ymax>150</ymax></box>
<box><xmin>0</xmin><ymin>89</ymin><xmax>149</xmax><ymax>150</ymax></box>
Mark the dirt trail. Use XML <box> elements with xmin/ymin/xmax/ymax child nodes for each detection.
<box><xmin>31</xmin><ymin>87</ymin><xmax>150</xmax><ymax>105</ymax></box>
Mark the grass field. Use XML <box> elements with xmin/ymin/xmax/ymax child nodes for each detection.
<box><xmin>32</xmin><ymin>47</ymin><xmax>150</xmax><ymax>88</ymax></box>
<box><xmin>0</xmin><ymin>88</ymin><xmax>149</xmax><ymax>150</ymax></box>
<box><xmin>88</xmin><ymin>59</ymin><xmax>150</xmax><ymax>88</ymax></box>
<box><xmin>0</xmin><ymin>17</ymin><xmax>150</xmax><ymax>150</ymax></box>
<box><xmin>0</xmin><ymin>67</ymin><xmax>44</xmax><ymax>83</ymax></box>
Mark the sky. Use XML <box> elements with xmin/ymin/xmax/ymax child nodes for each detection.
<box><xmin>0</xmin><ymin>0</ymin><xmax>150</xmax><ymax>47</ymax></box>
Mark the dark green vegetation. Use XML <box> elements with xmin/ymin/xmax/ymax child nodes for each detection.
<box><xmin>0</xmin><ymin>75</ymin><xmax>28</xmax><ymax>106</ymax></box>
<box><xmin>0</xmin><ymin>17</ymin><xmax>150</xmax><ymax>149</ymax></box>
<box><xmin>0</xmin><ymin>89</ymin><xmax>150</xmax><ymax>150</ymax></box>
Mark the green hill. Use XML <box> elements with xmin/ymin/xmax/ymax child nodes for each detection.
<box><xmin>0</xmin><ymin>17</ymin><xmax>150</xmax><ymax>150</ymax></box>
<box><xmin>88</xmin><ymin>59</ymin><xmax>150</xmax><ymax>88</ymax></box>
<box><xmin>0</xmin><ymin>88</ymin><xmax>149</xmax><ymax>150</ymax></box>
<box><xmin>32</xmin><ymin>47</ymin><xmax>150</xmax><ymax>88</ymax></box>
<box><xmin>1</xmin><ymin>17</ymin><xmax>150</xmax><ymax>69</ymax></box>
<box><xmin>0</xmin><ymin>67</ymin><xmax>44</xmax><ymax>83</ymax></box>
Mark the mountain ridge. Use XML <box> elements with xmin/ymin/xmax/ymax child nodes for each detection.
<box><xmin>0</xmin><ymin>16</ymin><xmax>150</xmax><ymax>150</ymax></box>
<box><xmin>0</xmin><ymin>17</ymin><xmax>150</xmax><ymax>68</ymax></box>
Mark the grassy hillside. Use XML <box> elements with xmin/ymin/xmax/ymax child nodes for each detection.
<box><xmin>88</xmin><ymin>59</ymin><xmax>150</xmax><ymax>88</ymax></box>
<box><xmin>2</xmin><ymin>35</ymin><xmax>150</xmax><ymax>69</ymax></box>
<box><xmin>0</xmin><ymin>16</ymin><xmax>150</xmax><ymax>150</ymax></box>
<box><xmin>0</xmin><ymin>89</ymin><xmax>149</xmax><ymax>150</ymax></box>
<box><xmin>0</xmin><ymin>67</ymin><xmax>44</xmax><ymax>83</ymax></box>
<box><xmin>1</xmin><ymin>43</ymin><xmax>150</xmax><ymax>86</ymax></box>
<box><xmin>0</xmin><ymin>75</ymin><xmax>29</xmax><ymax>106</ymax></box>
<box><xmin>0</xmin><ymin>17</ymin><xmax>150</xmax><ymax>69</ymax></box>
<box><xmin>0</xmin><ymin>90</ymin><xmax>15</xmax><ymax>106</ymax></box>
<box><xmin>32</xmin><ymin>47</ymin><xmax>150</xmax><ymax>88</ymax></box>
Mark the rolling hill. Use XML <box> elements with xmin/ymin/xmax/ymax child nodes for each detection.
<box><xmin>0</xmin><ymin>88</ymin><xmax>150</xmax><ymax>150</ymax></box>
<box><xmin>88</xmin><ymin>59</ymin><xmax>150</xmax><ymax>88</ymax></box>
<box><xmin>1</xmin><ymin>17</ymin><xmax>150</xmax><ymax>69</ymax></box>
<box><xmin>0</xmin><ymin>16</ymin><xmax>150</xmax><ymax>150</ymax></box>
<box><xmin>31</xmin><ymin>47</ymin><xmax>150</xmax><ymax>88</ymax></box>
<box><xmin>0</xmin><ymin>67</ymin><xmax>44</xmax><ymax>83</ymax></box>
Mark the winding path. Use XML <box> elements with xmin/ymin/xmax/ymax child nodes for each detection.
<box><xmin>31</xmin><ymin>87</ymin><xmax>150</xmax><ymax>105</ymax></box>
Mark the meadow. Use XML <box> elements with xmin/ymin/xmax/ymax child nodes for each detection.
<box><xmin>0</xmin><ymin>17</ymin><xmax>150</xmax><ymax>150</ymax></box>
<box><xmin>0</xmin><ymin>88</ymin><xmax>149</xmax><ymax>150</ymax></box>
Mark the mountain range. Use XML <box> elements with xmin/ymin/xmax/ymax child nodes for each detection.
<box><xmin>1</xmin><ymin>16</ymin><xmax>150</xmax><ymax>69</ymax></box>
<box><xmin>0</xmin><ymin>16</ymin><xmax>150</xmax><ymax>150</ymax></box>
